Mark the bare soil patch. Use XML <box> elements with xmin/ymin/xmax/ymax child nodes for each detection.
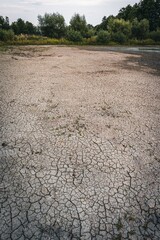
<box><xmin>0</xmin><ymin>46</ymin><xmax>160</xmax><ymax>240</ymax></box>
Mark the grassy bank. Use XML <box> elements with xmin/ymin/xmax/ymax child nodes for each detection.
<box><xmin>0</xmin><ymin>35</ymin><xmax>160</xmax><ymax>47</ymax></box>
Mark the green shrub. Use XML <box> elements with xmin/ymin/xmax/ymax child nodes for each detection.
<box><xmin>84</xmin><ymin>36</ymin><xmax>97</xmax><ymax>45</ymax></box>
<box><xmin>15</xmin><ymin>34</ymin><xmax>28</xmax><ymax>41</ymax></box>
<box><xmin>66</xmin><ymin>29</ymin><xmax>83</xmax><ymax>42</ymax></box>
<box><xmin>108</xmin><ymin>18</ymin><xmax>131</xmax><ymax>37</ymax></box>
<box><xmin>0</xmin><ymin>30</ymin><xmax>5</xmax><ymax>41</ymax></box>
<box><xmin>142</xmin><ymin>38</ymin><xmax>155</xmax><ymax>45</ymax></box>
<box><xmin>24</xmin><ymin>35</ymin><xmax>43</xmax><ymax>41</ymax></box>
<box><xmin>85</xmin><ymin>29</ymin><xmax>95</xmax><ymax>38</ymax></box>
<box><xmin>129</xmin><ymin>38</ymin><xmax>156</xmax><ymax>45</ymax></box>
<box><xmin>0</xmin><ymin>29</ymin><xmax>15</xmax><ymax>41</ymax></box>
<box><xmin>8</xmin><ymin>37</ymin><xmax>71</xmax><ymax>45</ymax></box>
<box><xmin>96</xmin><ymin>30</ymin><xmax>111</xmax><ymax>44</ymax></box>
<box><xmin>131</xmin><ymin>18</ymin><xmax>149</xmax><ymax>40</ymax></box>
<box><xmin>149</xmin><ymin>30</ymin><xmax>160</xmax><ymax>42</ymax></box>
<box><xmin>112</xmin><ymin>32</ymin><xmax>127</xmax><ymax>44</ymax></box>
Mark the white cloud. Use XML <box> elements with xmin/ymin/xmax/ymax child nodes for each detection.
<box><xmin>21</xmin><ymin>0</ymin><xmax>105</xmax><ymax>6</ymax></box>
<box><xmin>0</xmin><ymin>3</ymin><xmax>30</xmax><ymax>11</ymax></box>
<box><xmin>0</xmin><ymin>0</ymin><xmax>139</xmax><ymax>25</ymax></box>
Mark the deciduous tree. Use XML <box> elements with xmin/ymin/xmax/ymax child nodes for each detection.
<box><xmin>69</xmin><ymin>14</ymin><xmax>88</xmax><ymax>37</ymax></box>
<box><xmin>38</xmin><ymin>13</ymin><xmax>66</xmax><ymax>38</ymax></box>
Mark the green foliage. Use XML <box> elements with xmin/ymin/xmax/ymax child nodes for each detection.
<box><xmin>0</xmin><ymin>16</ymin><xmax>10</xmax><ymax>30</ymax></box>
<box><xmin>8</xmin><ymin>35</ymin><xmax>71</xmax><ymax>45</ymax></box>
<box><xmin>11</xmin><ymin>18</ymin><xmax>26</xmax><ymax>34</ymax></box>
<box><xmin>97</xmin><ymin>30</ymin><xmax>111</xmax><ymax>44</ymax></box>
<box><xmin>117</xmin><ymin>5</ymin><xmax>133</xmax><ymax>20</ymax></box>
<box><xmin>99</xmin><ymin>16</ymin><xmax>108</xmax><ymax>30</ymax></box>
<box><xmin>25</xmin><ymin>21</ymin><xmax>36</xmax><ymax>35</ymax></box>
<box><xmin>108</xmin><ymin>18</ymin><xmax>131</xmax><ymax>38</ymax></box>
<box><xmin>96</xmin><ymin>15</ymin><xmax>115</xmax><ymax>32</ymax></box>
<box><xmin>112</xmin><ymin>32</ymin><xmax>127</xmax><ymax>44</ymax></box>
<box><xmin>117</xmin><ymin>0</ymin><xmax>160</xmax><ymax>31</ymax></box>
<box><xmin>139</xmin><ymin>0</ymin><xmax>160</xmax><ymax>31</ymax></box>
<box><xmin>69</xmin><ymin>13</ymin><xmax>88</xmax><ymax>37</ymax></box>
<box><xmin>129</xmin><ymin>38</ymin><xmax>156</xmax><ymax>45</ymax></box>
<box><xmin>24</xmin><ymin>35</ymin><xmax>43</xmax><ymax>41</ymax></box>
<box><xmin>107</xmin><ymin>18</ymin><xmax>131</xmax><ymax>43</ymax></box>
<box><xmin>84</xmin><ymin>36</ymin><xmax>97</xmax><ymax>45</ymax></box>
<box><xmin>66</xmin><ymin>29</ymin><xmax>83</xmax><ymax>42</ymax></box>
<box><xmin>149</xmin><ymin>30</ymin><xmax>160</xmax><ymax>42</ymax></box>
<box><xmin>117</xmin><ymin>4</ymin><xmax>139</xmax><ymax>21</ymax></box>
<box><xmin>85</xmin><ymin>28</ymin><xmax>95</xmax><ymax>38</ymax></box>
<box><xmin>142</xmin><ymin>38</ymin><xmax>155</xmax><ymax>45</ymax></box>
<box><xmin>131</xmin><ymin>18</ymin><xmax>149</xmax><ymax>39</ymax></box>
<box><xmin>38</xmin><ymin>13</ymin><xmax>66</xmax><ymax>38</ymax></box>
<box><xmin>11</xmin><ymin>18</ymin><xmax>36</xmax><ymax>35</ymax></box>
<box><xmin>0</xmin><ymin>29</ymin><xmax>15</xmax><ymax>41</ymax></box>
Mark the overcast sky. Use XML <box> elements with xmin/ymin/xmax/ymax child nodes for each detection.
<box><xmin>0</xmin><ymin>0</ymin><xmax>139</xmax><ymax>26</ymax></box>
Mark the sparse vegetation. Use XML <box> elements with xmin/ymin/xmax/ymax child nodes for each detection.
<box><xmin>115</xmin><ymin>217</ymin><xmax>123</xmax><ymax>231</ymax></box>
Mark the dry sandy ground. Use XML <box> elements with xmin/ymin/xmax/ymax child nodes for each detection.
<box><xmin>0</xmin><ymin>46</ymin><xmax>160</xmax><ymax>240</ymax></box>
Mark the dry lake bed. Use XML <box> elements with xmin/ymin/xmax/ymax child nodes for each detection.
<box><xmin>0</xmin><ymin>46</ymin><xmax>160</xmax><ymax>240</ymax></box>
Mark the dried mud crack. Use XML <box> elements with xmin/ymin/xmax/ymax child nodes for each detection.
<box><xmin>0</xmin><ymin>46</ymin><xmax>160</xmax><ymax>240</ymax></box>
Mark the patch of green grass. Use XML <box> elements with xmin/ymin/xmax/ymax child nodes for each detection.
<box><xmin>129</xmin><ymin>38</ymin><xmax>160</xmax><ymax>46</ymax></box>
<box><xmin>124</xmin><ymin>212</ymin><xmax>136</xmax><ymax>222</ymax></box>
<box><xmin>7</xmin><ymin>37</ymin><xmax>72</xmax><ymax>46</ymax></box>
<box><xmin>115</xmin><ymin>218</ymin><xmax>123</xmax><ymax>231</ymax></box>
<box><xmin>1</xmin><ymin>34</ymin><xmax>160</xmax><ymax>48</ymax></box>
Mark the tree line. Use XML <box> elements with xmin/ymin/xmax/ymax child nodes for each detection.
<box><xmin>0</xmin><ymin>0</ymin><xmax>160</xmax><ymax>44</ymax></box>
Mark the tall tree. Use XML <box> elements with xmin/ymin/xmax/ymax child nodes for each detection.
<box><xmin>117</xmin><ymin>0</ymin><xmax>160</xmax><ymax>31</ymax></box>
<box><xmin>108</xmin><ymin>18</ymin><xmax>131</xmax><ymax>37</ymax></box>
<box><xmin>139</xmin><ymin>0</ymin><xmax>160</xmax><ymax>30</ymax></box>
<box><xmin>117</xmin><ymin>5</ymin><xmax>134</xmax><ymax>20</ymax></box>
<box><xmin>95</xmin><ymin>15</ymin><xmax>115</xmax><ymax>32</ymax></box>
<box><xmin>11</xmin><ymin>18</ymin><xmax>27</xmax><ymax>34</ymax></box>
<box><xmin>0</xmin><ymin>16</ymin><xmax>10</xmax><ymax>30</ymax></box>
<box><xmin>11</xmin><ymin>19</ymin><xmax>36</xmax><ymax>35</ymax></box>
<box><xmin>131</xmin><ymin>18</ymin><xmax>149</xmax><ymax>39</ymax></box>
<box><xmin>69</xmin><ymin>13</ymin><xmax>88</xmax><ymax>37</ymax></box>
<box><xmin>38</xmin><ymin>13</ymin><xmax>66</xmax><ymax>38</ymax></box>
<box><xmin>25</xmin><ymin>21</ymin><xmax>36</xmax><ymax>35</ymax></box>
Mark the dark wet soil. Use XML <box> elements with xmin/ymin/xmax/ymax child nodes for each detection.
<box><xmin>79</xmin><ymin>46</ymin><xmax>160</xmax><ymax>75</ymax></box>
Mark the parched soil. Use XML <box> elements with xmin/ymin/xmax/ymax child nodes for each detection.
<box><xmin>0</xmin><ymin>46</ymin><xmax>160</xmax><ymax>240</ymax></box>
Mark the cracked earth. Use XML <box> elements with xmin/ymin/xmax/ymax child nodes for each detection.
<box><xmin>0</xmin><ymin>46</ymin><xmax>160</xmax><ymax>240</ymax></box>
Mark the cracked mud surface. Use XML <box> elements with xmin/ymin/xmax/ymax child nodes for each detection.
<box><xmin>0</xmin><ymin>46</ymin><xmax>160</xmax><ymax>240</ymax></box>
